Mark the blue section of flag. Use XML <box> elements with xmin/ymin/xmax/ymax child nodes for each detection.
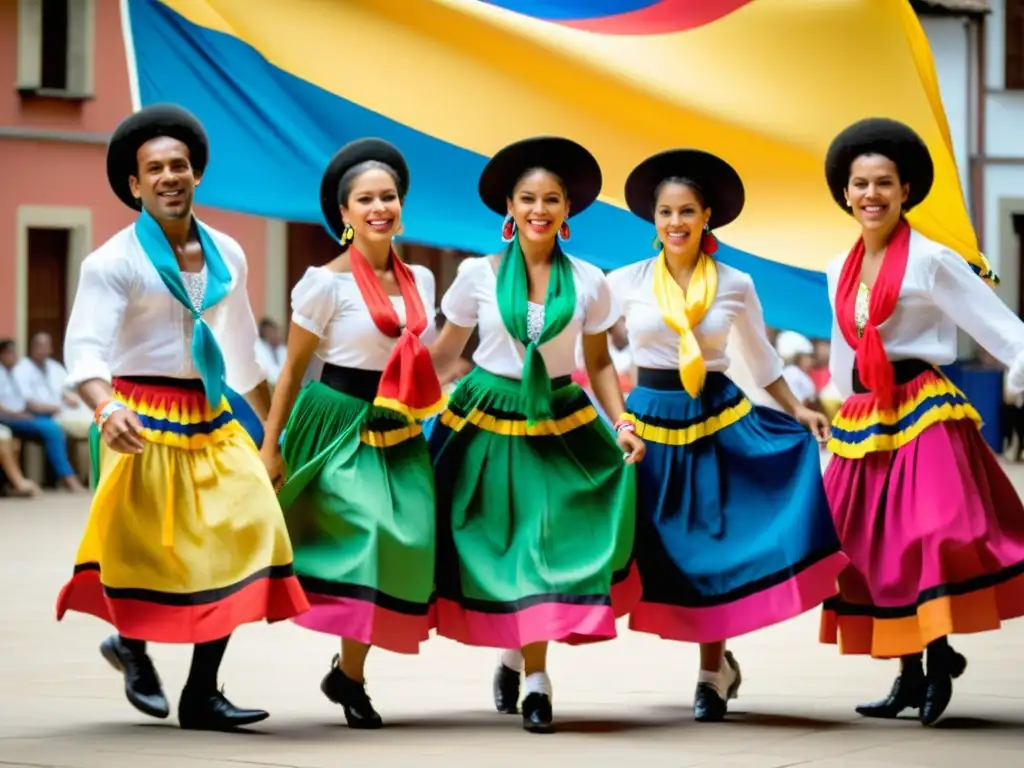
<box><xmin>477</xmin><ymin>1</ymin><xmax>657</xmax><ymax>20</ymax></box>
<box><xmin>127</xmin><ymin>0</ymin><xmax>830</xmax><ymax>338</ymax></box>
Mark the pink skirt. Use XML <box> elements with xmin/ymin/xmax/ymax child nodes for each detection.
<box><xmin>821</xmin><ymin>366</ymin><xmax>1024</xmax><ymax>658</ymax></box>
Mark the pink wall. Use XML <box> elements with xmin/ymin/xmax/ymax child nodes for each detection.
<box><xmin>0</xmin><ymin>1</ymin><xmax>268</xmax><ymax>342</ymax></box>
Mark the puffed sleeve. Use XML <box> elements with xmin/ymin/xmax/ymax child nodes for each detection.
<box><xmin>929</xmin><ymin>247</ymin><xmax>1024</xmax><ymax>395</ymax></box>
<box><xmin>731</xmin><ymin>274</ymin><xmax>785</xmax><ymax>388</ymax></box>
<box><xmin>412</xmin><ymin>265</ymin><xmax>439</xmax><ymax>344</ymax></box>
<box><xmin>291</xmin><ymin>267</ymin><xmax>338</xmax><ymax>338</ymax></box>
<box><xmin>580</xmin><ymin>262</ymin><xmax>621</xmax><ymax>335</ymax></box>
<box><xmin>220</xmin><ymin>242</ymin><xmax>267</xmax><ymax>395</ymax></box>
<box><xmin>64</xmin><ymin>249</ymin><xmax>133</xmax><ymax>388</ymax></box>
<box><xmin>441</xmin><ymin>257</ymin><xmax>483</xmax><ymax>328</ymax></box>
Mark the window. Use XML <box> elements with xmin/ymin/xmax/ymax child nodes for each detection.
<box><xmin>1008</xmin><ymin>0</ymin><xmax>1024</xmax><ymax>90</ymax></box>
<box><xmin>16</xmin><ymin>0</ymin><xmax>95</xmax><ymax>98</ymax></box>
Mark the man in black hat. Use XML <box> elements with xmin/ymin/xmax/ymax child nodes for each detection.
<box><xmin>57</xmin><ymin>104</ymin><xmax>307</xmax><ymax>731</ymax></box>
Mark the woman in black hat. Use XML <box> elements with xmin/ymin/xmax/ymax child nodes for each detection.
<box><xmin>260</xmin><ymin>138</ymin><xmax>444</xmax><ymax>729</ymax></box>
<box><xmin>820</xmin><ymin>117</ymin><xmax>1024</xmax><ymax>726</ymax></box>
<box><xmin>609</xmin><ymin>149</ymin><xmax>846</xmax><ymax>722</ymax></box>
<box><xmin>427</xmin><ymin>136</ymin><xmax>644</xmax><ymax>733</ymax></box>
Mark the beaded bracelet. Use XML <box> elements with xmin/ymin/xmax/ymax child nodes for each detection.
<box><xmin>96</xmin><ymin>400</ymin><xmax>127</xmax><ymax>429</ymax></box>
<box><xmin>613</xmin><ymin>415</ymin><xmax>636</xmax><ymax>434</ymax></box>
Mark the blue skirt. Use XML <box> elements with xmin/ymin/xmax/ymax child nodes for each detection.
<box><xmin>625</xmin><ymin>370</ymin><xmax>846</xmax><ymax>643</ymax></box>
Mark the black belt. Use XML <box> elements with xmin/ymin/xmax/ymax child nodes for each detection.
<box><xmin>319</xmin><ymin>364</ymin><xmax>383</xmax><ymax>402</ymax></box>
<box><xmin>636</xmin><ymin>367</ymin><xmax>695</xmax><ymax>391</ymax></box>
<box><xmin>852</xmin><ymin>358</ymin><xmax>935</xmax><ymax>394</ymax></box>
<box><xmin>116</xmin><ymin>375</ymin><xmax>205</xmax><ymax>392</ymax></box>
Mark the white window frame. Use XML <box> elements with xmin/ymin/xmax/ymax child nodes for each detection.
<box><xmin>16</xmin><ymin>0</ymin><xmax>96</xmax><ymax>99</ymax></box>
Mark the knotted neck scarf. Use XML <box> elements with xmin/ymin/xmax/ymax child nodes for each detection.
<box><xmin>348</xmin><ymin>244</ymin><xmax>443</xmax><ymax>419</ymax></box>
<box><xmin>835</xmin><ymin>217</ymin><xmax>912</xmax><ymax>410</ymax></box>
<box><xmin>651</xmin><ymin>249</ymin><xmax>718</xmax><ymax>397</ymax></box>
<box><xmin>495</xmin><ymin>236</ymin><xmax>577</xmax><ymax>424</ymax></box>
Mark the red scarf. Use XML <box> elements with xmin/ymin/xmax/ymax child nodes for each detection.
<box><xmin>835</xmin><ymin>218</ymin><xmax>912</xmax><ymax>410</ymax></box>
<box><xmin>349</xmin><ymin>245</ymin><xmax>443</xmax><ymax>419</ymax></box>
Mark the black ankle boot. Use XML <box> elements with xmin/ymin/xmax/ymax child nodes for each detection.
<box><xmin>178</xmin><ymin>687</ymin><xmax>269</xmax><ymax>731</ymax></box>
<box><xmin>855</xmin><ymin>658</ymin><xmax>925</xmax><ymax>719</ymax></box>
<box><xmin>493</xmin><ymin>663</ymin><xmax>521</xmax><ymax>714</ymax></box>
<box><xmin>321</xmin><ymin>655</ymin><xmax>383</xmax><ymax>729</ymax></box>
<box><xmin>920</xmin><ymin>643</ymin><xmax>967</xmax><ymax>726</ymax></box>
<box><xmin>521</xmin><ymin>692</ymin><xmax>553</xmax><ymax>734</ymax></box>
<box><xmin>99</xmin><ymin>635</ymin><xmax>170</xmax><ymax>719</ymax></box>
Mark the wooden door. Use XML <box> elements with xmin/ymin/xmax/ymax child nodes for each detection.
<box><xmin>26</xmin><ymin>227</ymin><xmax>70</xmax><ymax>361</ymax></box>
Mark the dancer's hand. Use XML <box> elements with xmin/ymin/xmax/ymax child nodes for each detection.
<box><xmin>795</xmin><ymin>407</ymin><xmax>831</xmax><ymax>443</ymax></box>
<box><xmin>102</xmin><ymin>408</ymin><xmax>146</xmax><ymax>454</ymax></box>
<box><xmin>261</xmin><ymin>445</ymin><xmax>286</xmax><ymax>492</ymax></box>
<box><xmin>617</xmin><ymin>430</ymin><xmax>646</xmax><ymax>465</ymax></box>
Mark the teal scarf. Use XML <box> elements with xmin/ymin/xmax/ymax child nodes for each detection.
<box><xmin>134</xmin><ymin>209</ymin><xmax>231</xmax><ymax>406</ymax></box>
<box><xmin>495</xmin><ymin>237</ymin><xmax>577</xmax><ymax>425</ymax></box>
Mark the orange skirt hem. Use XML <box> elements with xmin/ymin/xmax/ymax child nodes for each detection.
<box><xmin>819</xmin><ymin>569</ymin><xmax>1024</xmax><ymax>658</ymax></box>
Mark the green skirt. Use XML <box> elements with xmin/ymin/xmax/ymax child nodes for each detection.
<box><xmin>427</xmin><ymin>367</ymin><xmax>639</xmax><ymax>647</ymax></box>
<box><xmin>279</xmin><ymin>380</ymin><xmax>435</xmax><ymax>654</ymax></box>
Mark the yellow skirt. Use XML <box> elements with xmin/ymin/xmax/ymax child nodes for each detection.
<box><xmin>56</xmin><ymin>377</ymin><xmax>308</xmax><ymax>643</ymax></box>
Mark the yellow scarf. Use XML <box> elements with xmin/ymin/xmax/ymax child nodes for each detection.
<box><xmin>652</xmin><ymin>250</ymin><xmax>718</xmax><ymax>397</ymax></box>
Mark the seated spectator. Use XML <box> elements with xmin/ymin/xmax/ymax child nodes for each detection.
<box><xmin>13</xmin><ymin>332</ymin><xmax>92</xmax><ymax>439</ymax></box>
<box><xmin>0</xmin><ymin>423</ymin><xmax>40</xmax><ymax>498</ymax></box>
<box><xmin>0</xmin><ymin>339</ymin><xmax>85</xmax><ymax>492</ymax></box>
<box><xmin>771</xmin><ymin>331</ymin><xmax>820</xmax><ymax>411</ymax></box>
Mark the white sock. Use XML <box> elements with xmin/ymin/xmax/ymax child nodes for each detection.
<box><xmin>500</xmin><ymin>649</ymin><xmax>524</xmax><ymax>672</ymax></box>
<box><xmin>524</xmin><ymin>671</ymin><xmax>552</xmax><ymax>699</ymax></box>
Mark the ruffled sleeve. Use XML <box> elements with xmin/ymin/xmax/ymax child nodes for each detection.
<box><xmin>441</xmin><ymin>257</ymin><xmax>486</xmax><ymax>328</ymax></box>
<box><xmin>577</xmin><ymin>259</ymin><xmax>621</xmax><ymax>335</ymax></box>
<box><xmin>291</xmin><ymin>267</ymin><xmax>339</xmax><ymax>338</ymax></box>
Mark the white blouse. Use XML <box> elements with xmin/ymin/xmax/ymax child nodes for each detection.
<box><xmin>291</xmin><ymin>264</ymin><xmax>437</xmax><ymax>370</ymax></box>
<box><xmin>63</xmin><ymin>224</ymin><xmax>265</xmax><ymax>394</ymax></box>
<box><xmin>607</xmin><ymin>258</ymin><xmax>784</xmax><ymax>388</ymax></box>
<box><xmin>441</xmin><ymin>255</ymin><xmax>619</xmax><ymax>379</ymax></box>
<box><xmin>826</xmin><ymin>229</ymin><xmax>1024</xmax><ymax>400</ymax></box>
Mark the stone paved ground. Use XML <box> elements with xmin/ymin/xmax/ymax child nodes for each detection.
<box><xmin>2</xmin><ymin>471</ymin><xmax>1023</xmax><ymax>768</ymax></box>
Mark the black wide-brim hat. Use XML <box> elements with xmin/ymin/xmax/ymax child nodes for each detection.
<box><xmin>106</xmin><ymin>104</ymin><xmax>209</xmax><ymax>210</ymax></box>
<box><xmin>478</xmin><ymin>136</ymin><xmax>602</xmax><ymax>217</ymax></box>
<box><xmin>625</xmin><ymin>149</ymin><xmax>745</xmax><ymax>230</ymax></box>
<box><xmin>320</xmin><ymin>138</ymin><xmax>410</xmax><ymax>242</ymax></box>
<box><xmin>825</xmin><ymin>117</ymin><xmax>934</xmax><ymax>212</ymax></box>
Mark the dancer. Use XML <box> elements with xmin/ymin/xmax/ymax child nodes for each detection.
<box><xmin>610</xmin><ymin>149</ymin><xmax>847</xmax><ymax>722</ymax></box>
<box><xmin>56</xmin><ymin>104</ymin><xmax>308</xmax><ymax>731</ymax></box>
<box><xmin>428</xmin><ymin>137</ymin><xmax>644</xmax><ymax>733</ymax></box>
<box><xmin>820</xmin><ymin>117</ymin><xmax>1024</xmax><ymax>726</ymax></box>
<box><xmin>260</xmin><ymin>138</ymin><xmax>442</xmax><ymax>729</ymax></box>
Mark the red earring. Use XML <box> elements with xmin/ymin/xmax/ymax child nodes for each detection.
<box><xmin>700</xmin><ymin>230</ymin><xmax>719</xmax><ymax>255</ymax></box>
<box><xmin>558</xmin><ymin>220</ymin><xmax>571</xmax><ymax>241</ymax></box>
<box><xmin>502</xmin><ymin>214</ymin><xmax>516</xmax><ymax>242</ymax></box>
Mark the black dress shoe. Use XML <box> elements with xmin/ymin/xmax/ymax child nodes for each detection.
<box><xmin>521</xmin><ymin>692</ymin><xmax>553</xmax><ymax>734</ymax></box>
<box><xmin>920</xmin><ymin>649</ymin><xmax>967</xmax><ymax>726</ymax></box>
<box><xmin>99</xmin><ymin>635</ymin><xmax>170</xmax><ymax>719</ymax></box>
<box><xmin>693</xmin><ymin>683</ymin><xmax>728</xmax><ymax>722</ymax></box>
<box><xmin>178</xmin><ymin>687</ymin><xmax>269</xmax><ymax>731</ymax></box>
<box><xmin>321</xmin><ymin>655</ymin><xmax>383</xmax><ymax>729</ymax></box>
<box><xmin>493</xmin><ymin>663</ymin><xmax>521</xmax><ymax>714</ymax></box>
<box><xmin>855</xmin><ymin>666</ymin><xmax>926</xmax><ymax>719</ymax></box>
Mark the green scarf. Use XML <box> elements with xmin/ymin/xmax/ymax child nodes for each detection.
<box><xmin>495</xmin><ymin>237</ymin><xmax>577</xmax><ymax>425</ymax></box>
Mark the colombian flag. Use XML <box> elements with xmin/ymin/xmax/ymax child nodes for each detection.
<box><xmin>121</xmin><ymin>0</ymin><xmax>987</xmax><ymax>339</ymax></box>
